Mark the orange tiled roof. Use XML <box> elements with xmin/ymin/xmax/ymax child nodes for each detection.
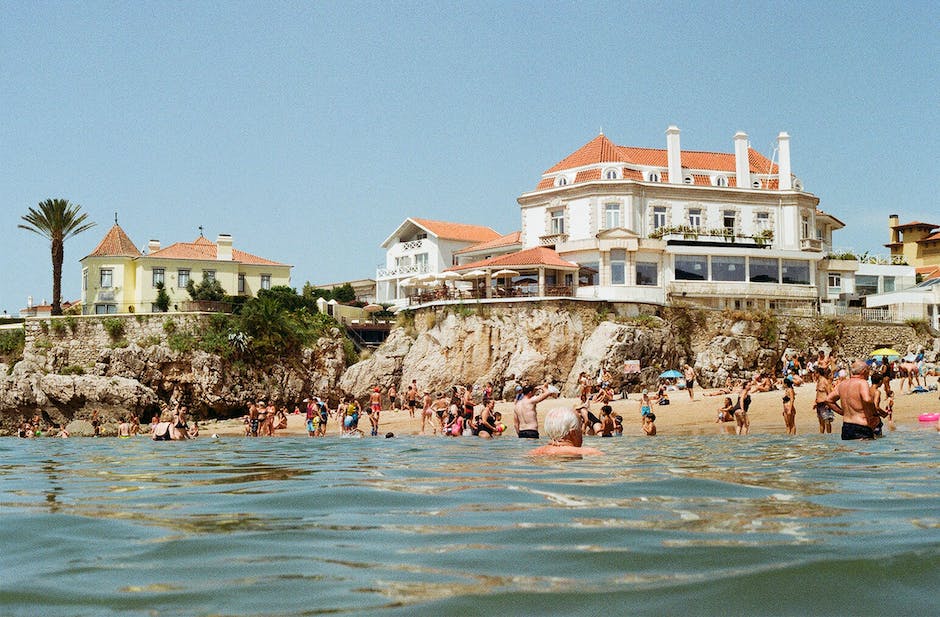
<box><xmin>448</xmin><ymin>246</ymin><xmax>579</xmax><ymax>271</ymax></box>
<box><xmin>916</xmin><ymin>265</ymin><xmax>940</xmax><ymax>280</ymax></box>
<box><xmin>411</xmin><ymin>218</ymin><xmax>501</xmax><ymax>243</ymax></box>
<box><xmin>574</xmin><ymin>168</ymin><xmax>601</xmax><ymax>183</ymax></box>
<box><xmin>86</xmin><ymin>224</ymin><xmax>141</xmax><ymax>258</ymax></box>
<box><xmin>148</xmin><ymin>237</ymin><xmax>287</xmax><ymax>266</ymax></box>
<box><xmin>453</xmin><ymin>231</ymin><xmax>522</xmax><ymax>255</ymax></box>
<box><xmin>540</xmin><ymin>134</ymin><xmax>782</xmax><ymax>189</ymax></box>
<box><xmin>892</xmin><ymin>220</ymin><xmax>938</xmax><ymax>230</ymax></box>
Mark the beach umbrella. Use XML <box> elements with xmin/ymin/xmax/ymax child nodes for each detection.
<box><xmin>659</xmin><ymin>369</ymin><xmax>683</xmax><ymax>379</ymax></box>
<box><xmin>461</xmin><ymin>269</ymin><xmax>487</xmax><ymax>279</ymax></box>
<box><xmin>438</xmin><ymin>271</ymin><xmax>461</xmax><ymax>281</ymax></box>
<box><xmin>399</xmin><ymin>276</ymin><xmax>416</xmax><ymax>287</ymax></box>
<box><xmin>869</xmin><ymin>348</ymin><xmax>901</xmax><ymax>358</ymax></box>
<box><xmin>363</xmin><ymin>303</ymin><xmax>383</xmax><ymax>313</ymax></box>
<box><xmin>491</xmin><ymin>269</ymin><xmax>520</xmax><ymax>278</ymax></box>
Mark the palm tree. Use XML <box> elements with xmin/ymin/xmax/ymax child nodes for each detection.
<box><xmin>19</xmin><ymin>199</ymin><xmax>96</xmax><ymax>316</ymax></box>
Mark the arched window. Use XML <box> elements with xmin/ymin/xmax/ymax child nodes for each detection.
<box><xmin>555</xmin><ymin>176</ymin><xmax>568</xmax><ymax>187</ymax></box>
<box><xmin>646</xmin><ymin>171</ymin><xmax>660</xmax><ymax>182</ymax></box>
<box><xmin>604</xmin><ymin>168</ymin><xmax>619</xmax><ymax>180</ymax></box>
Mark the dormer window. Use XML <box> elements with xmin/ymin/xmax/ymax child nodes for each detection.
<box><xmin>555</xmin><ymin>176</ymin><xmax>568</xmax><ymax>187</ymax></box>
<box><xmin>683</xmin><ymin>175</ymin><xmax>694</xmax><ymax>185</ymax></box>
<box><xmin>713</xmin><ymin>175</ymin><xmax>728</xmax><ymax>187</ymax></box>
<box><xmin>646</xmin><ymin>171</ymin><xmax>660</xmax><ymax>182</ymax></box>
<box><xmin>604</xmin><ymin>168</ymin><xmax>619</xmax><ymax>180</ymax></box>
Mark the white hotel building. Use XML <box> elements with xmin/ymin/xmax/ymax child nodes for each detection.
<box><xmin>381</xmin><ymin>126</ymin><xmax>909</xmax><ymax>312</ymax></box>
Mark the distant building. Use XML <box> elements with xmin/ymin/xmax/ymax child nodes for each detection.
<box><xmin>376</xmin><ymin>218</ymin><xmax>503</xmax><ymax>303</ymax></box>
<box><xmin>885</xmin><ymin>216</ymin><xmax>940</xmax><ymax>274</ymax></box>
<box><xmin>312</xmin><ymin>279</ymin><xmax>377</xmax><ymax>303</ymax></box>
<box><xmin>80</xmin><ymin>225</ymin><xmax>291</xmax><ymax>314</ymax></box>
<box><xmin>865</xmin><ymin>278</ymin><xmax>940</xmax><ymax>331</ymax></box>
<box><xmin>19</xmin><ymin>298</ymin><xmax>78</xmax><ymax>318</ymax></box>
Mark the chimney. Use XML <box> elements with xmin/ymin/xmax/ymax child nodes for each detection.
<box><xmin>27</xmin><ymin>295</ymin><xmax>33</xmax><ymax>308</ymax></box>
<box><xmin>777</xmin><ymin>132</ymin><xmax>792</xmax><ymax>190</ymax></box>
<box><xmin>666</xmin><ymin>125</ymin><xmax>682</xmax><ymax>184</ymax></box>
<box><xmin>734</xmin><ymin>131</ymin><xmax>750</xmax><ymax>188</ymax></box>
<box><xmin>148</xmin><ymin>239</ymin><xmax>161</xmax><ymax>254</ymax></box>
<box><xmin>889</xmin><ymin>214</ymin><xmax>900</xmax><ymax>244</ymax></box>
<box><xmin>216</xmin><ymin>233</ymin><xmax>233</xmax><ymax>261</ymax></box>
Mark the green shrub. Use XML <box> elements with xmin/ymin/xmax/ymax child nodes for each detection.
<box><xmin>0</xmin><ymin>328</ymin><xmax>25</xmax><ymax>363</ymax></box>
<box><xmin>39</xmin><ymin>321</ymin><xmax>49</xmax><ymax>334</ymax></box>
<box><xmin>50</xmin><ymin>320</ymin><xmax>67</xmax><ymax>337</ymax></box>
<box><xmin>628</xmin><ymin>313</ymin><xmax>660</xmax><ymax>328</ymax></box>
<box><xmin>163</xmin><ymin>317</ymin><xmax>177</xmax><ymax>334</ymax></box>
<box><xmin>64</xmin><ymin>315</ymin><xmax>79</xmax><ymax>334</ymax></box>
<box><xmin>154</xmin><ymin>281</ymin><xmax>170</xmax><ymax>312</ymax></box>
<box><xmin>59</xmin><ymin>365</ymin><xmax>85</xmax><ymax>375</ymax></box>
<box><xmin>109</xmin><ymin>338</ymin><xmax>129</xmax><ymax>349</ymax></box>
<box><xmin>102</xmin><ymin>317</ymin><xmax>125</xmax><ymax>340</ymax></box>
<box><xmin>167</xmin><ymin>331</ymin><xmax>197</xmax><ymax>353</ymax></box>
<box><xmin>138</xmin><ymin>335</ymin><xmax>162</xmax><ymax>348</ymax></box>
<box><xmin>663</xmin><ymin>304</ymin><xmax>707</xmax><ymax>350</ymax></box>
<box><xmin>818</xmin><ymin>317</ymin><xmax>844</xmax><ymax>346</ymax></box>
<box><xmin>904</xmin><ymin>317</ymin><xmax>933</xmax><ymax>337</ymax></box>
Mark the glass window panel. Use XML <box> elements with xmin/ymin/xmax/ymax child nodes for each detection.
<box><xmin>781</xmin><ymin>260</ymin><xmax>810</xmax><ymax>285</ymax></box>
<box><xmin>100</xmin><ymin>269</ymin><xmax>112</xmax><ymax>288</ymax></box>
<box><xmin>882</xmin><ymin>276</ymin><xmax>895</xmax><ymax>292</ymax></box>
<box><xmin>749</xmin><ymin>257</ymin><xmax>779</xmax><ymax>283</ymax></box>
<box><xmin>604</xmin><ymin>203</ymin><xmax>620</xmax><ymax>229</ymax></box>
<box><xmin>712</xmin><ymin>256</ymin><xmax>746</xmax><ymax>282</ymax></box>
<box><xmin>178</xmin><ymin>269</ymin><xmax>190</xmax><ymax>288</ymax></box>
<box><xmin>653</xmin><ymin>207</ymin><xmax>666</xmax><ymax>229</ymax></box>
<box><xmin>675</xmin><ymin>255</ymin><xmax>707</xmax><ymax>281</ymax></box>
<box><xmin>579</xmin><ymin>263</ymin><xmax>599</xmax><ymax>286</ymax></box>
<box><xmin>856</xmin><ymin>275</ymin><xmax>878</xmax><ymax>295</ymax></box>
<box><xmin>610</xmin><ymin>249</ymin><xmax>626</xmax><ymax>285</ymax></box>
<box><xmin>152</xmin><ymin>268</ymin><xmax>164</xmax><ymax>287</ymax></box>
<box><xmin>636</xmin><ymin>261</ymin><xmax>658</xmax><ymax>286</ymax></box>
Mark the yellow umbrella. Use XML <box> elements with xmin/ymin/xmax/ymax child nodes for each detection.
<box><xmin>870</xmin><ymin>348</ymin><xmax>901</xmax><ymax>357</ymax></box>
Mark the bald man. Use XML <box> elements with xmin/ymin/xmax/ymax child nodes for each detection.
<box><xmin>826</xmin><ymin>359</ymin><xmax>878</xmax><ymax>440</ymax></box>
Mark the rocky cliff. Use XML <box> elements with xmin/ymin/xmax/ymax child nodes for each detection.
<box><xmin>340</xmin><ymin>302</ymin><xmax>939</xmax><ymax>400</ymax></box>
<box><xmin>0</xmin><ymin>313</ymin><xmax>347</xmax><ymax>434</ymax></box>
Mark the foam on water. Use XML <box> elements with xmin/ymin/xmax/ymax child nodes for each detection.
<box><xmin>1</xmin><ymin>433</ymin><xmax>938</xmax><ymax>616</ymax></box>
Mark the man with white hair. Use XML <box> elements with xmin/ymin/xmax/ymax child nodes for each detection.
<box><xmin>529</xmin><ymin>407</ymin><xmax>603</xmax><ymax>456</ymax></box>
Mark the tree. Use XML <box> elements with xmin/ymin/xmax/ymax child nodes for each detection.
<box><xmin>331</xmin><ymin>283</ymin><xmax>356</xmax><ymax>303</ymax></box>
<box><xmin>154</xmin><ymin>282</ymin><xmax>170</xmax><ymax>312</ymax></box>
<box><xmin>19</xmin><ymin>199</ymin><xmax>96</xmax><ymax>316</ymax></box>
<box><xmin>186</xmin><ymin>274</ymin><xmax>226</xmax><ymax>301</ymax></box>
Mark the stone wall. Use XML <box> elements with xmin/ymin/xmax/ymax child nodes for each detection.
<box><xmin>23</xmin><ymin>313</ymin><xmax>210</xmax><ymax>372</ymax></box>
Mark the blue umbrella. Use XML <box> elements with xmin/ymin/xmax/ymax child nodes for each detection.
<box><xmin>659</xmin><ymin>369</ymin><xmax>683</xmax><ymax>379</ymax></box>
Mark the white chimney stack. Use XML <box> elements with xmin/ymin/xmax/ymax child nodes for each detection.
<box><xmin>777</xmin><ymin>132</ymin><xmax>792</xmax><ymax>190</ymax></box>
<box><xmin>734</xmin><ymin>131</ymin><xmax>750</xmax><ymax>189</ymax></box>
<box><xmin>666</xmin><ymin>125</ymin><xmax>682</xmax><ymax>184</ymax></box>
<box><xmin>27</xmin><ymin>295</ymin><xmax>33</xmax><ymax>308</ymax></box>
<box><xmin>148</xmin><ymin>239</ymin><xmax>161</xmax><ymax>254</ymax></box>
<box><xmin>216</xmin><ymin>233</ymin><xmax>233</xmax><ymax>261</ymax></box>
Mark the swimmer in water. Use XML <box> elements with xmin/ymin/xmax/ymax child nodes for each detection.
<box><xmin>529</xmin><ymin>407</ymin><xmax>603</xmax><ymax>457</ymax></box>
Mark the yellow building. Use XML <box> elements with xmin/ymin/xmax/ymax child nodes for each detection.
<box><xmin>886</xmin><ymin>215</ymin><xmax>940</xmax><ymax>280</ymax></box>
<box><xmin>80</xmin><ymin>225</ymin><xmax>291</xmax><ymax>314</ymax></box>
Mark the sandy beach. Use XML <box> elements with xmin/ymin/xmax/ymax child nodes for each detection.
<box><xmin>201</xmin><ymin>377</ymin><xmax>940</xmax><ymax>438</ymax></box>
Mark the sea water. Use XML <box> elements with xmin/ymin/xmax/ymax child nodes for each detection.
<box><xmin>1</xmin><ymin>432</ymin><xmax>938</xmax><ymax>616</ymax></box>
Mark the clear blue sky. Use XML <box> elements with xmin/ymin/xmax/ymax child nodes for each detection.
<box><xmin>2</xmin><ymin>1</ymin><xmax>938</xmax><ymax>314</ymax></box>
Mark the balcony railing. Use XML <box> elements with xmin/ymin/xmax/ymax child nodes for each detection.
<box><xmin>539</xmin><ymin>233</ymin><xmax>569</xmax><ymax>246</ymax></box>
<box><xmin>800</xmin><ymin>237</ymin><xmax>824</xmax><ymax>252</ymax></box>
<box><xmin>399</xmin><ymin>239</ymin><xmax>424</xmax><ymax>251</ymax></box>
<box><xmin>376</xmin><ymin>263</ymin><xmax>432</xmax><ymax>279</ymax></box>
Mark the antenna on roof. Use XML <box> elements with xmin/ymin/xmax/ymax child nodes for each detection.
<box><xmin>198</xmin><ymin>225</ymin><xmax>204</xmax><ymax>237</ymax></box>
<box><xmin>599</xmin><ymin>126</ymin><xmax>604</xmax><ymax>135</ymax></box>
<box><xmin>114</xmin><ymin>212</ymin><xmax>118</xmax><ymax>225</ymax></box>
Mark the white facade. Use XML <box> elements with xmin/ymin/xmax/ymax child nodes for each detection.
<box><xmin>376</xmin><ymin>218</ymin><xmax>500</xmax><ymax>304</ymax></box>
<box><xmin>516</xmin><ymin>128</ymin><xmax>837</xmax><ymax>310</ymax></box>
<box><xmin>865</xmin><ymin>278</ymin><xmax>940</xmax><ymax>330</ymax></box>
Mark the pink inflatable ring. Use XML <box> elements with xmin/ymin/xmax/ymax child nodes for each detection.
<box><xmin>917</xmin><ymin>413</ymin><xmax>940</xmax><ymax>423</ymax></box>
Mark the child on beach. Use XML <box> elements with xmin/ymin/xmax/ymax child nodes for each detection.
<box><xmin>642</xmin><ymin>413</ymin><xmax>657</xmax><ymax>436</ymax></box>
<box><xmin>716</xmin><ymin>397</ymin><xmax>735</xmax><ymax>423</ymax></box>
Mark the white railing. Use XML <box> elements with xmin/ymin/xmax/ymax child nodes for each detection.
<box><xmin>400</xmin><ymin>239</ymin><xmax>424</xmax><ymax>251</ymax></box>
<box><xmin>376</xmin><ymin>264</ymin><xmax>432</xmax><ymax>279</ymax></box>
<box><xmin>539</xmin><ymin>233</ymin><xmax>568</xmax><ymax>246</ymax></box>
<box><xmin>826</xmin><ymin>248</ymin><xmax>908</xmax><ymax>265</ymax></box>
<box><xmin>819</xmin><ymin>303</ymin><xmax>900</xmax><ymax>322</ymax></box>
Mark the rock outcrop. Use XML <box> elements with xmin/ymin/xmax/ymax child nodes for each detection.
<box><xmin>1</xmin><ymin>326</ymin><xmax>347</xmax><ymax>434</ymax></box>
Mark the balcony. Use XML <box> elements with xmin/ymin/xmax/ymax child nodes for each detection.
<box><xmin>539</xmin><ymin>233</ymin><xmax>568</xmax><ymax>246</ymax></box>
<box><xmin>376</xmin><ymin>263</ymin><xmax>431</xmax><ymax>280</ymax></box>
<box><xmin>800</xmin><ymin>237</ymin><xmax>824</xmax><ymax>252</ymax></box>
<box><xmin>649</xmin><ymin>226</ymin><xmax>774</xmax><ymax>248</ymax></box>
<box><xmin>396</xmin><ymin>239</ymin><xmax>425</xmax><ymax>252</ymax></box>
